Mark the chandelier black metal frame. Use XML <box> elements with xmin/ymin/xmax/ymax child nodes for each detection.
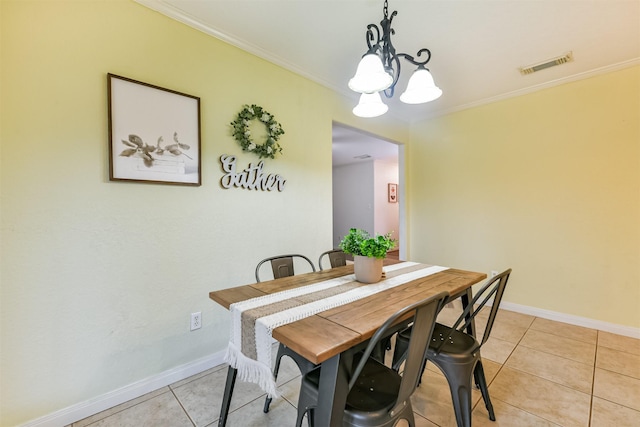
<box><xmin>363</xmin><ymin>0</ymin><xmax>433</xmax><ymax>99</ymax></box>
<box><xmin>349</xmin><ymin>0</ymin><xmax>442</xmax><ymax>117</ymax></box>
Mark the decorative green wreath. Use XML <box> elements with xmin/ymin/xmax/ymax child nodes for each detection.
<box><xmin>230</xmin><ymin>104</ymin><xmax>285</xmax><ymax>159</ymax></box>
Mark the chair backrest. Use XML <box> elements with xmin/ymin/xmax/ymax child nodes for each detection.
<box><xmin>348</xmin><ymin>291</ymin><xmax>449</xmax><ymax>415</ymax></box>
<box><xmin>434</xmin><ymin>268</ymin><xmax>512</xmax><ymax>352</ymax></box>
<box><xmin>317</xmin><ymin>249</ymin><xmax>347</xmax><ymax>270</ymax></box>
<box><xmin>255</xmin><ymin>254</ymin><xmax>316</xmax><ymax>282</ymax></box>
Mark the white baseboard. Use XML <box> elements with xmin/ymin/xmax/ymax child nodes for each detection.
<box><xmin>20</xmin><ymin>351</ymin><xmax>227</xmax><ymax>427</ymax></box>
<box><xmin>500</xmin><ymin>301</ymin><xmax>640</xmax><ymax>339</ymax></box>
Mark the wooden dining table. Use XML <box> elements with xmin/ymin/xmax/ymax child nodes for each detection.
<box><xmin>209</xmin><ymin>261</ymin><xmax>486</xmax><ymax>426</ymax></box>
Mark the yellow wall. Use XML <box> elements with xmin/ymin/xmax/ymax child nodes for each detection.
<box><xmin>408</xmin><ymin>66</ymin><xmax>640</xmax><ymax>328</ymax></box>
<box><xmin>0</xmin><ymin>1</ymin><xmax>407</xmax><ymax>425</ymax></box>
<box><xmin>2</xmin><ymin>0</ymin><xmax>638</xmax><ymax>425</ymax></box>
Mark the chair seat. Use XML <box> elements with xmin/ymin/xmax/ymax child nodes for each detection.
<box><xmin>300</xmin><ymin>352</ymin><xmax>407</xmax><ymax>426</ymax></box>
<box><xmin>394</xmin><ymin>323</ymin><xmax>479</xmax><ymax>370</ymax></box>
<box><xmin>303</xmin><ymin>355</ymin><xmax>402</xmax><ymax>411</ymax></box>
<box><xmin>348</xmin><ymin>356</ymin><xmax>402</xmax><ymax>413</ymax></box>
<box><xmin>428</xmin><ymin>323</ymin><xmax>479</xmax><ymax>359</ymax></box>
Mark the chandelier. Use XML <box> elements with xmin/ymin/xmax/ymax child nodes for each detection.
<box><xmin>349</xmin><ymin>0</ymin><xmax>442</xmax><ymax>118</ymax></box>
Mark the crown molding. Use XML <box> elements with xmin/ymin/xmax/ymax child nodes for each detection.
<box><xmin>428</xmin><ymin>57</ymin><xmax>640</xmax><ymax>121</ymax></box>
<box><xmin>135</xmin><ymin>1</ymin><xmax>639</xmax><ymax>124</ymax></box>
<box><xmin>134</xmin><ymin>0</ymin><xmax>343</xmax><ymax>94</ymax></box>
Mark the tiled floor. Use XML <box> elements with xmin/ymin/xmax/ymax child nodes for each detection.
<box><xmin>70</xmin><ymin>305</ymin><xmax>640</xmax><ymax>426</ymax></box>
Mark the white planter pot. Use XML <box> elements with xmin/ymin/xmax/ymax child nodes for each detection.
<box><xmin>353</xmin><ymin>255</ymin><xmax>384</xmax><ymax>284</ymax></box>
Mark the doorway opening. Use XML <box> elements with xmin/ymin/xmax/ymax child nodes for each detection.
<box><xmin>331</xmin><ymin>122</ymin><xmax>405</xmax><ymax>259</ymax></box>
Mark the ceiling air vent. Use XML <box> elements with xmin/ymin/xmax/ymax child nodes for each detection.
<box><xmin>519</xmin><ymin>52</ymin><xmax>573</xmax><ymax>75</ymax></box>
<box><xmin>353</xmin><ymin>154</ymin><xmax>372</xmax><ymax>160</ymax></box>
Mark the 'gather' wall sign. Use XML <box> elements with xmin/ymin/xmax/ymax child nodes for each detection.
<box><xmin>219</xmin><ymin>155</ymin><xmax>286</xmax><ymax>192</ymax></box>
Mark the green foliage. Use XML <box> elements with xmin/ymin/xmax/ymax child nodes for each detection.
<box><xmin>230</xmin><ymin>104</ymin><xmax>285</xmax><ymax>159</ymax></box>
<box><xmin>339</xmin><ymin>228</ymin><xmax>396</xmax><ymax>259</ymax></box>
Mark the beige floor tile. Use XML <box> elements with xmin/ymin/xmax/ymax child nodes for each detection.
<box><xmin>171</xmin><ymin>365</ymin><xmax>268</xmax><ymax>426</ymax></box>
<box><xmin>494</xmin><ymin>309</ymin><xmax>536</xmax><ymax>329</ymax></box>
<box><xmin>475</xmin><ymin>320</ymin><xmax>528</xmax><ymax>344</ymax></box>
<box><xmin>425</xmin><ymin>359</ymin><xmax>444</xmax><ymax>375</ymax></box>
<box><xmin>480</xmin><ymin>359</ymin><xmax>502</xmax><ymax>384</ymax></box>
<box><xmin>443</xmin><ymin>298</ymin><xmax>463</xmax><ymax>310</ymax></box>
<box><xmin>257</xmin><ymin>364</ymin><xmax>302</xmax><ymax>417</ymax></box>
<box><xmin>223</xmin><ymin>393</ymin><xmax>298</xmax><ymax>427</ymax></box>
<box><xmin>598</xmin><ymin>331</ymin><xmax>640</xmax><ymax>356</ymax></box>
<box><xmin>489</xmin><ymin>366</ymin><xmax>591</xmax><ymax>427</ymax></box>
<box><xmin>505</xmin><ymin>346</ymin><xmax>594</xmax><ymax>393</ymax></box>
<box><xmin>519</xmin><ymin>329</ymin><xmax>596</xmax><ymax>365</ymax></box>
<box><xmin>74</xmin><ymin>391</ymin><xmax>192</xmax><ymax>427</ymax></box>
<box><xmin>472</xmin><ymin>397</ymin><xmax>561</xmax><ymax>426</ymax></box>
<box><xmin>596</xmin><ymin>346</ymin><xmax>640</xmax><ymax>379</ymax></box>
<box><xmin>72</xmin><ymin>387</ymin><xmax>170</xmax><ymax>427</ymax></box>
<box><xmin>278</xmin><ymin>375</ymin><xmax>302</xmax><ymax>408</ymax></box>
<box><xmin>357</xmin><ymin>412</ymin><xmax>438</xmax><ymax>427</ymax></box>
<box><xmin>479</xmin><ymin>336</ymin><xmax>517</xmax><ymax>364</ymax></box>
<box><xmin>409</xmin><ymin>412</ymin><xmax>440</xmax><ymax>427</ymax></box>
<box><xmin>593</xmin><ymin>368</ymin><xmax>640</xmax><ymax>412</ymax></box>
<box><xmin>437</xmin><ymin>306</ymin><xmax>463</xmax><ymax>327</ymax></box>
<box><xmin>590</xmin><ymin>396</ymin><xmax>640</xmax><ymax>427</ymax></box>
<box><xmin>475</xmin><ymin>308</ymin><xmax>535</xmax><ymax>333</ymax></box>
<box><xmin>530</xmin><ymin>318</ymin><xmax>597</xmax><ymax>344</ymax></box>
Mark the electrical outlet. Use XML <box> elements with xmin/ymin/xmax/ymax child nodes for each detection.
<box><xmin>190</xmin><ymin>312</ymin><xmax>202</xmax><ymax>331</ymax></box>
<box><xmin>491</xmin><ymin>270</ymin><xmax>498</xmax><ymax>278</ymax></box>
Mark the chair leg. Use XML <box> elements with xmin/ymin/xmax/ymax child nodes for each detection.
<box><xmin>473</xmin><ymin>364</ymin><xmax>481</xmax><ymax>389</ymax></box>
<box><xmin>392</xmin><ymin>334</ymin><xmax>409</xmax><ymax>371</ymax></box>
<box><xmin>307</xmin><ymin>408</ymin><xmax>315</xmax><ymax>427</ymax></box>
<box><xmin>262</xmin><ymin>396</ymin><xmax>273</xmax><ymax>413</ymax></box>
<box><xmin>296</xmin><ymin>401</ymin><xmax>314</xmax><ymax>427</ymax></box>
<box><xmin>474</xmin><ymin>361</ymin><xmax>495</xmax><ymax>421</ymax></box>
<box><xmin>437</xmin><ymin>361</ymin><xmax>475</xmax><ymax>427</ymax></box>
<box><xmin>417</xmin><ymin>358</ymin><xmax>428</xmax><ymax>386</ymax></box>
<box><xmin>295</xmin><ymin>406</ymin><xmax>306</xmax><ymax>427</ymax></box>
<box><xmin>264</xmin><ymin>344</ymin><xmax>287</xmax><ymax>413</ymax></box>
<box><xmin>371</xmin><ymin>337</ymin><xmax>389</xmax><ymax>364</ymax></box>
<box><xmin>219</xmin><ymin>366</ymin><xmax>237</xmax><ymax>427</ymax></box>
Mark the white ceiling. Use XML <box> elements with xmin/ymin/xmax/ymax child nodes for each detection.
<box><xmin>137</xmin><ymin>0</ymin><xmax>639</xmax><ymax>164</ymax></box>
<box><xmin>332</xmin><ymin>123</ymin><xmax>399</xmax><ymax>166</ymax></box>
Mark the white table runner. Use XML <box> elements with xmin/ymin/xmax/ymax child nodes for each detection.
<box><xmin>224</xmin><ymin>262</ymin><xmax>449</xmax><ymax>397</ymax></box>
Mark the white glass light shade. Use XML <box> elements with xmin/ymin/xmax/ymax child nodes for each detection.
<box><xmin>352</xmin><ymin>92</ymin><xmax>389</xmax><ymax>118</ymax></box>
<box><xmin>399</xmin><ymin>68</ymin><xmax>443</xmax><ymax>104</ymax></box>
<box><xmin>348</xmin><ymin>54</ymin><xmax>394</xmax><ymax>93</ymax></box>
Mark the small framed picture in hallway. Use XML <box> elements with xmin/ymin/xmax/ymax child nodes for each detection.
<box><xmin>388</xmin><ymin>183</ymin><xmax>398</xmax><ymax>203</ymax></box>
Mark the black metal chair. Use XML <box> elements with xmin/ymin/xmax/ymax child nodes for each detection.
<box><xmin>392</xmin><ymin>269</ymin><xmax>512</xmax><ymax>427</ymax></box>
<box><xmin>255</xmin><ymin>254</ymin><xmax>318</xmax><ymax>414</ymax></box>
<box><xmin>255</xmin><ymin>253</ymin><xmax>316</xmax><ymax>282</ymax></box>
<box><xmin>218</xmin><ymin>254</ymin><xmax>317</xmax><ymax>426</ymax></box>
<box><xmin>317</xmin><ymin>248</ymin><xmax>347</xmax><ymax>270</ymax></box>
<box><xmin>296</xmin><ymin>291</ymin><xmax>449</xmax><ymax>427</ymax></box>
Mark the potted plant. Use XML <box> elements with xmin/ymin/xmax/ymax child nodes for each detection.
<box><xmin>339</xmin><ymin>228</ymin><xmax>396</xmax><ymax>283</ymax></box>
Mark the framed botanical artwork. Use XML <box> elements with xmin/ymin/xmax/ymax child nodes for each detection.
<box><xmin>388</xmin><ymin>183</ymin><xmax>398</xmax><ymax>203</ymax></box>
<box><xmin>108</xmin><ymin>74</ymin><xmax>201</xmax><ymax>186</ymax></box>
